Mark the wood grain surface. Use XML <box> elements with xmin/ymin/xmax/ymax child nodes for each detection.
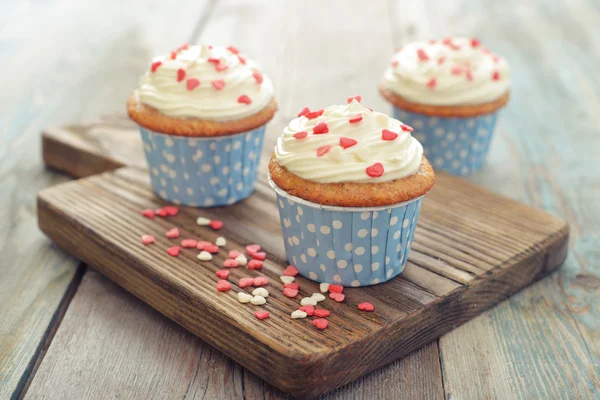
<box><xmin>36</xmin><ymin>154</ymin><xmax>567</xmax><ymax>397</ymax></box>
<box><xmin>3</xmin><ymin>0</ymin><xmax>598</xmax><ymax>398</ymax></box>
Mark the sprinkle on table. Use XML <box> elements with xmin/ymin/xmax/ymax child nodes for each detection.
<box><xmin>248</xmin><ymin>259</ymin><xmax>263</xmax><ymax>270</ymax></box>
<box><xmin>312</xmin><ymin>318</ymin><xmax>328</xmax><ymax>330</ymax></box>
<box><xmin>216</xmin><ymin>270</ymin><xmax>229</xmax><ymax>279</ymax></box>
<box><xmin>328</xmin><ymin>284</ymin><xmax>344</xmax><ymax>293</ymax></box>
<box><xmin>141</xmin><ymin>235</ymin><xmax>155</xmax><ymax>245</ymax></box>
<box><xmin>283</xmin><ymin>265</ymin><xmax>299</xmax><ymax>276</ymax></box>
<box><xmin>358</xmin><ymin>302</ymin><xmax>375</xmax><ymax>311</ymax></box>
<box><xmin>166</xmin><ymin>246</ymin><xmax>180</xmax><ymax>257</ymax></box>
<box><xmin>254</xmin><ymin>311</ymin><xmax>270</xmax><ymax>320</ymax></box>
<box><xmin>252</xmin><ymin>251</ymin><xmax>267</xmax><ymax>261</ymax></box>
<box><xmin>155</xmin><ymin>208</ymin><xmax>168</xmax><ymax>217</ymax></box>
<box><xmin>209</xmin><ymin>220</ymin><xmax>224</xmax><ymax>230</ymax></box>
<box><xmin>165</xmin><ymin>228</ymin><xmax>180</xmax><ymax>239</ymax></box>
<box><xmin>246</xmin><ymin>244</ymin><xmax>261</xmax><ymax>255</ymax></box>
<box><xmin>141</xmin><ymin>209</ymin><xmax>155</xmax><ymax>219</ymax></box>
<box><xmin>223</xmin><ymin>259</ymin><xmax>240</xmax><ymax>268</ymax></box>
<box><xmin>216</xmin><ymin>280</ymin><xmax>231</xmax><ymax>292</ymax></box>
<box><xmin>163</xmin><ymin>206</ymin><xmax>179</xmax><ymax>216</ymax></box>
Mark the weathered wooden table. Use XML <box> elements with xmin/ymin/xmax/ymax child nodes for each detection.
<box><xmin>1</xmin><ymin>1</ymin><xmax>598</xmax><ymax>399</ymax></box>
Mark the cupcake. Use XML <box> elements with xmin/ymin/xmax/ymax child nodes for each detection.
<box><xmin>268</xmin><ymin>97</ymin><xmax>435</xmax><ymax>287</ymax></box>
<box><xmin>127</xmin><ymin>44</ymin><xmax>277</xmax><ymax>207</ymax></box>
<box><xmin>380</xmin><ymin>37</ymin><xmax>510</xmax><ymax>176</ymax></box>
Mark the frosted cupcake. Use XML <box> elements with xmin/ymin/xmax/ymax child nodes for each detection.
<box><xmin>127</xmin><ymin>44</ymin><xmax>277</xmax><ymax>207</ymax></box>
<box><xmin>380</xmin><ymin>37</ymin><xmax>510</xmax><ymax>176</ymax></box>
<box><xmin>268</xmin><ymin>97</ymin><xmax>435</xmax><ymax>286</ymax></box>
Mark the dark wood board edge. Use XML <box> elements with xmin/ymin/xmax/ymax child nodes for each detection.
<box><xmin>42</xmin><ymin>128</ymin><xmax>127</xmax><ymax>179</ymax></box>
<box><xmin>36</xmin><ymin>178</ymin><xmax>569</xmax><ymax>398</ymax></box>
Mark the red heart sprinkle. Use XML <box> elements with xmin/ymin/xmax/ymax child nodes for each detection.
<box><xmin>442</xmin><ymin>37</ymin><xmax>453</xmax><ymax>45</ymax></box>
<box><xmin>227</xmin><ymin>45</ymin><xmax>239</xmax><ymax>54</ymax></box>
<box><xmin>252</xmin><ymin>71</ymin><xmax>263</xmax><ymax>84</ymax></box>
<box><xmin>237</xmin><ymin>55</ymin><xmax>246</xmax><ymax>64</ymax></box>
<box><xmin>209</xmin><ymin>220</ymin><xmax>223</xmax><ymax>230</ymax></box>
<box><xmin>216</xmin><ymin>63</ymin><xmax>229</xmax><ymax>72</ymax></box>
<box><xmin>358</xmin><ymin>302</ymin><xmax>375</xmax><ymax>311</ymax></box>
<box><xmin>253</xmin><ymin>277</ymin><xmax>269</xmax><ymax>286</ymax></box>
<box><xmin>248</xmin><ymin>259</ymin><xmax>263</xmax><ymax>270</ymax></box>
<box><xmin>283</xmin><ymin>265</ymin><xmax>299</xmax><ymax>276</ymax></box>
<box><xmin>151</xmin><ymin>61</ymin><xmax>162</xmax><ymax>72</ymax></box>
<box><xmin>317</xmin><ymin>145</ymin><xmax>332</xmax><ymax>157</ymax></box>
<box><xmin>164</xmin><ymin>206</ymin><xmax>179</xmax><ymax>216</ymax></box>
<box><xmin>239</xmin><ymin>278</ymin><xmax>254</xmax><ymax>288</ymax></box>
<box><xmin>177</xmin><ymin>68</ymin><xmax>186</xmax><ymax>82</ymax></box>
<box><xmin>177</xmin><ymin>43</ymin><xmax>189</xmax><ymax>51</ymax></box>
<box><xmin>254</xmin><ymin>311</ymin><xmax>270</xmax><ymax>320</ymax></box>
<box><xmin>329</xmin><ymin>284</ymin><xmax>344</xmax><ymax>293</ymax></box>
<box><xmin>166</xmin><ymin>228</ymin><xmax>180</xmax><ymax>239</ymax></box>
<box><xmin>181</xmin><ymin>239</ymin><xmax>198</xmax><ymax>248</ymax></box>
<box><xmin>293</xmin><ymin>131</ymin><xmax>308</xmax><ymax>139</ymax></box>
<box><xmin>340</xmin><ymin>137</ymin><xmax>358</xmax><ymax>149</ymax></box>
<box><xmin>426</xmin><ymin>77</ymin><xmax>437</xmax><ymax>89</ymax></box>
<box><xmin>216</xmin><ymin>270</ymin><xmax>229</xmax><ymax>279</ymax></box>
<box><xmin>313</xmin><ymin>122</ymin><xmax>329</xmax><ymax>134</ymax></box>
<box><xmin>238</xmin><ymin>95</ymin><xmax>252</xmax><ymax>104</ymax></box>
<box><xmin>438</xmin><ymin>56</ymin><xmax>446</xmax><ymax>65</ymax></box>
<box><xmin>166</xmin><ymin>246</ymin><xmax>180</xmax><ymax>257</ymax></box>
<box><xmin>196</xmin><ymin>241</ymin><xmax>211</xmax><ymax>250</ymax></box>
<box><xmin>492</xmin><ymin>71</ymin><xmax>500</xmax><ymax>81</ymax></box>
<box><xmin>141</xmin><ymin>209</ymin><xmax>155</xmax><ymax>219</ymax></box>
<box><xmin>212</xmin><ymin>79</ymin><xmax>225</xmax><ymax>90</ymax></box>
<box><xmin>224</xmin><ymin>259</ymin><xmax>240</xmax><ymax>268</ymax></box>
<box><xmin>401</xmin><ymin>124</ymin><xmax>414</xmax><ymax>132</ymax></box>
<box><xmin>347</xmin><ymin>95</ymin><xmax>362</xmax><ymax>103</ymax></box>
<box><xmin>229</xmin><ymin>250</ymin><xmax>242</xmax><ymax>259</ymax></box>
<box><xmin>216</xmin><ymin>280</ymin><xmax>231</xmax><ymax>292</ymax></box>
<box><xmin>466</xmin><ymin>70</ymin><xmax>473</xmax><ymax>81</ymax></box>
<box><xmin>205</xmin><ymin>244</ymin><xmax>219</xmax><ymax>254</ymax></box>
<box><xmin>471</xmin><ymin>38</ymin><xmax>480</xmax><ymax>48</ymax></box>
<box><xmin>417</xmin><ymin>49</ymin><xmax>429</xmax><ymax>61</ymax></box>
<box><xmin>284</xmin><ymin>283</ymin><xmax>299</xmax><ymax>290</ymax></box>
<box><xmin>246</xmin><ymin>244</ymin><xmax>261</xmax><ymax>254</ymax></box>
<box><xmin>141</xmin><ymin>235</ymin><xmax>155</xmax><ymax>245</ymax></box>
<box><xmin>348</xmin><ymin>114</ymin><xmax>363</xmax><ymax>124</ymax></box>
<box><xmin>313</xmin><ymin>308</ymin><xmax>330</xmax><ymax>318</ymax></box>
<box><xmin>299</xmin><ymin>305</ymin><xmax>314</xmax><ymax>316</ymax></box>
<box><xmin>451</xmin><ymin>66</ymin><xmax>463</xmax><ymax>75</ymax></box>
<box><xmin>170</xmin><ymin>51</ymin><xmax>177</xmax><ymax>60</ymax></box>
<box><xmin>306</xmin><ymin>109</ymin><xmax>324</xmax><ymax>119</ymax></box>
<box><xmin>207</xmin><ymin>57</ymin><xmax>220</xmax><ymax>64</ymax></box>
<box><xmin>492</xmin><ymin>55</ymin><xmax>500</xmax><ymax>63</ymax></box>
<box><xmin>252</xmin><ymin>252</ymin><xmax>267</xmax><ymax>261</ymax></box>
<box><xmin>366</xmin><ymin>163</ymin><xmax>384</xmax><ymax>178</ymax></box>
<box><xmin>391</xmin><ymin>60</ymin><xmax>399</xmax><ymax>67</ymax></box>
<box><xmin>312</xmin><ymin>318</ymin><xmax>328</xmax><ymax>330</ymax></box>
<box><xmin>297</xmin><ymin>107</ymin><xmax>310</xmax><ymax>117</ymax></box>
<box><xmin>330</xmin><ymin>292</ymin><xmax>345</xmax><ymax>302</ymax></box>
<box><xmin>283</xmin><ymin>288</ymin><xmax>298</xmax><ymax>297</ymax></box>
<box><xmin>187</xmin><ymin>78</ymin><xmax>200</xmax><ymax>91</ymax></box>
<box><xmin>382</xmin><ymin>129</ymin><xmax>398</xmax><ymax>141</ymax></box>
<box><xmin>155</xmin><ymin>208</ymin><xmax>168</xmax><ymax>217</ymax></box>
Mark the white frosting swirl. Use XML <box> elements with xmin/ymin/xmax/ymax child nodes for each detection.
<box><xmin>275</xmin><ymin>100</ymin><xmax>423</xmax><ymax>183</ymax></box>
<box><xmin>382</xmin><ymin>37</ymin><xmax>510</xmax><ymax>106</ymax></box>
<box><xmin>137</xmin><ymin>44</ymin><xmax>274</xmax><ymax>121</ymax></box>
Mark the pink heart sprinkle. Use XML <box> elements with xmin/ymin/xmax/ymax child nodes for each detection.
<box><xmin>246</xmin><ymin>244</ymin><xmax>261</xmax><ymax>254</ymax></box>
<box><xmin>216</xmin><ymin>280</ymin><xmax>231</xmax><ymax>292</ymax></box>
<box><xmin>253</xmin><ymin>277</ymin><xmax>269</xmax><ymax>287</ymax></box>
<box><xmin>254</xmin><ymin>311</ymin><xmax>270</xmax><ymax>320</ymax></box>
<box><xmin>283</xmin><ymin>288</ymin><xmax>298</xmax><ymax>297</ymax></box>
<box><xmin>166</xmin><ymin>246</ymin><xmax>180</xmax><ymax>257</ymax></box>
<box><xmin>382</xmin><ymin>129</ymin><xmax>398</xmax><ymax>141</ymax></box>
<box><xmin>141</xmin><ymin>235</ymin><xmax>155</xmax><ymax>245</ymax></box>
<box><xmin>204</xmin><ymin>244</ymin><xmax>219</xmax><ymax>254</ymax></box>
<box><xmin>313</xmin><ymin>308</ymin><xmax>330</xmax><ymax>318</ymax></box>
<box><xmin>358</xmin><ymin>302</ymin><xmax>375</xmax><ymax>311</ymax></box>
<box><xmin>239</xmin><ymin>278</ymin><xmax>254</xmax><ymax>288</ymax></box>
<box><xmin>283</xmin><ymin>265</ymin><xmax>299</xmax><ymax>277</ymax></box>
<box><xmin>248</xmin><ymin>260</ymin><xmax>263</xmax><ymax>270</ymax></box>
<box><xmin>209</xmin><ymin>220</ymin><xmax>223</xmax><ymax>230</ymax></box>
<box><xmin>186</xmin><ymin>78</ymin><xmax>200</xmax><ymax>91</ymax></box>
<box><xmin>252</xmin><ymin>252</ymin><xmax>267</xmax><ymax>261</ymax></box>
<box><xmin>223</xmin><ymin>259</ymin><xmax>240</xmax><ymax>268</ymax></box>
<box><xmin>196</xmin><ymin>241</ymin><xmax>211</xmax><ymax>250</ymax></box>
<box><xmin>141</xmin><ymin>209</ymin><xmax>154</xmax><ymax>219</ymax></box>
<box><xmin>216</xmin><ymin>270</ymin><xmax>229</xmax><ymax>279</ymax></box>
<box><xmin>229</xmin><ymin>250</ymin><xmax>242</xmax><ymax>259</ymax></box>
<box><xmin>312</xmin><ymin>318</ymin><xmax>328</xmax><ymax>330</ymax></box>
<box><xmin>166</xmin><ymin>228</ymin><xmax>180</xmax><ymax>239</ymax></box>
<box><xmin>299</xmin><ymin>305</ymin><xmax>314</xmax><ymax>316</ymax></box>
<box><xmin>181</xmin><ymin>239</ymin><xmax>198</xmax><ymax>248</ymax></box>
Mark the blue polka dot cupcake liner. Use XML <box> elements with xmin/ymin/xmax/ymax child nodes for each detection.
<box><xmin>393</xmin><ymin>108</ymin><xmax>499</xmax><ymax>176</ymax></box>
<box><xmin>138</xmin><ymin>126</ymin><xmax>266</xmax><ymax>207</ymax></box>
<box><xmin>269</xmin><ymin>176</ymin><xmax>424</xmax><ymax>287</ymax></box>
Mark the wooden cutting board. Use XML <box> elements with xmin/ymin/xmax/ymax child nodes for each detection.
<box><xmin>38</xmin><ymin>116</ymin><xmax>569</xmax><ymax>399</ymax></box>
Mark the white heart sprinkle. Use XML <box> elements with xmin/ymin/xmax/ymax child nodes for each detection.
<box><xmin>311</xmin><ymin>293</ymin><xmax>326</xmax><ymax>302</ymax></box>
<box><xmin>328</xmin><ymin>146</ymin><xmax>344</xmax><ymax>162</ymax></box>
<box><xmin>251</xmin><ymin>295</ymin><xmax>266</xmax><ymax>305</ymax></box>
<box><xmin>320</xmin><ymin>283</ymin><xmax>330</xmax><ymax>293</ymax></box>
<box><xmin>237</xmin><ymin>292</ymin><xmax>252</xmax><ymax>303</ymax></box>
<box><xmin>235</xmin><ymin>254</ymin><xmax>248</xmax><ymax>266</ymax></box>
<box><xmin>196</xmin><ymin>217</ymin><xmax>211</xmax><ymax>226</ymax></box>
<box><xmin>280</xmin><ymin>276</ymin><xmax>295</xmax><ymax>284</ymax></box>
<box><xmin>291</xmin><ymin>310</ymin><xmax>307</xmax><ymax>319</ymax></box>
<box><xmin>300</xmin><ymin>297</ymin><xmax>317</xmax><ymax>306</ymax></box>
<box><xmin>197</xmin><ymin>251</ymin><xmax>212</xmax><ymax>261</ymax></box>
<box><xmin>215</xmin><ymin>237</ymin><xmax>226</xmax><ymax>247</ymax></box>
<box><xmin>252</xmin><ymin>288</ymin><xmax>269</xmax><ymax>298</ymax></box>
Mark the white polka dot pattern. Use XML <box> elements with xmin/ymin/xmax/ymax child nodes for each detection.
<box><xmin>139</xmin><ymin>126</ymin><xmax>266</xmax><ymax>207</ymax></box>
<box><xmin>393</xmin><ymin>108</ymin><xmax>499</xmax><ymax>176</ymax></box>
<box><xmin>274</xmin><ymin>190</ymin><xmax>423</xmax><ymax>286</ymax></box>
